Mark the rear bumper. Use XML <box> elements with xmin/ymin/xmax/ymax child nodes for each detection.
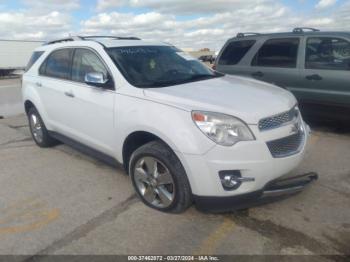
<box><xmin>193</xmin><ymin>172</ymin><xmax>318</xmax><ymax>213</ymax></box>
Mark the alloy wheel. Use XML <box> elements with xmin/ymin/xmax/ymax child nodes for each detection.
<box><xmin>29</xmin><ymin>113</ymin><xmax>43</xmax><ymax>143</ymax></box>
<box><xmin>133</xmin><ymin>156</ymin><xmax>175</xmax><ymax>208</ymax></box>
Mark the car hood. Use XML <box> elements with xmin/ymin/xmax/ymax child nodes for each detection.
<box><xmin>143</xmin><ymin>75</ymin><xmax>297</xmax><ymax>124</ymax></box>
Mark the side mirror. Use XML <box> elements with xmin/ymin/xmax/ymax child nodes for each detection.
<box><xmin>85</xmin><ymin>72</ymin><xmax>108</xmax><ymax>88</ymax></box>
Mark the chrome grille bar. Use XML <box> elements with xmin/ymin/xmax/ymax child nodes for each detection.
<box><xmin>259</xmin><ymin>106</ymin><xmax>299</xmax><ymax>131</ymax></box>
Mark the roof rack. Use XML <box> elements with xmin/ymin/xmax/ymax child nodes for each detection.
<box><xmin>44</xmin><ymin>35</ymin><xmax>141</xmax><ymax>46</ymax></box>
<box><xmin>80</xmin><ymin>36</ymin><xmax>141</xmax><ymax>41</ymax></box>
<box><xmin>45</xmin><ymin>36</ymin><xmax>82</xmax><ymax>45</ymax></box>
<box><xmin>293</xmin><ymin>27</ymin><xmax>320</xmax><ymax>33</ymax></box>
<box><xmin>236</xmin><ymin>32</ymin><xmax>261</xmax><ymax>38</ymax></box>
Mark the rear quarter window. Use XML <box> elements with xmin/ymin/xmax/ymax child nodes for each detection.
<box><xmin>218</xmin><ymin>40</ymin><xmax>256</xmax><ymax>65</ymax></box>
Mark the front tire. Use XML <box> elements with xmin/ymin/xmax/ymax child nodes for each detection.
<box><xmin>27</xmin><ymin>107</ymin><xmax>58</xmax><ymax>147</ymax></box>
<box><xmin>129</xmin><ymin>141</ymin><xmax>192</xmax><ymax>213</ymax></box>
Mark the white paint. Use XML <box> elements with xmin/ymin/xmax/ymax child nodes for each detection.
<box><xmin>22</xmin><ymin>39</ymin><xmax>308</xmax><ymax>199</ymax></box>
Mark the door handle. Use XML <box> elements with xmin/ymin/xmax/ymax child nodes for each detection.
<box><xmin>64</xmin><ymin>91</ymin><xmax>75</xmax><ymax>98</ymax></box>
<box><xmin>36</xmin><ymin>82</ymin><xmax>42</xmax><ymax>87</ymax></box>
<box><xmin>252</xmin><ymin>71</ymin><xmax>264</xmax><ymax>78</ymax></box>
<box><xmin>306</xmin><ymin>74</ymin><xmax>322</xmax><ymax>81</ymax></box>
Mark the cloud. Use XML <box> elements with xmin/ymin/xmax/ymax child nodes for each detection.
<box><xmin>0</xmin><ymin>0</ymin><xmax>349</xmax><ymax>50</ymax></box>
<box><xmin>0</xmin><ymin>11</ymin><xmax>72</xmax><ymax>40</ymax></box>
<box><xmin>0</xmin><ymin>0</ymin><xmax>79</xmax><ymax>40</ymax></box>
<box><xmin>81</xmin><ymin>12</ymin><xmax>176</xmax><ymax>31</ymax></box>
<box><xmin>83</xmin><ymin>0</ymin><xmax>350</xmax><ymax>51</ymax></box>
<box><xmin>82</xmin><ymin>1</ymin><xmax>298</xmax><ymax>50</ymax></box>
<box><xmin>21</xmin><ymin>0</ymin><xmax>80</xmax><ymax>13</ymax></box>
<box><xmin>315</xmin><ymin>0</ymin><xmax>337</xmax><ymax>9</ymax></box>
<box><xmin>96</xmin><ymin>0</ymin><xmax>274</xmax><ymax>14</ymax></box>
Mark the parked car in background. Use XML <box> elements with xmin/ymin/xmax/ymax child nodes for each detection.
<box><xmin>23</xmin><ymin>36</ymin><xmax>315</xmax><ymax>213</ymax></box>
<box><xmin>215</xmin><ymin>28</ymin><xmax>350</xmax><ymax>122</ymax></box>
<box><xmin>198</xmin><ymin>55</ymin><xmax>215</xmax><ymax>64</ymax></box>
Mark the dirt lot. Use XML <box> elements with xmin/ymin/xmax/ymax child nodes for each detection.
<box><xmin>0</xmin><ymin>79</ymin><xmax>349</xmax><ymax>260</ymax></box>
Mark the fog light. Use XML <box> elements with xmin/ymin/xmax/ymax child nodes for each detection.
<box><xmin>219</xmin><ymin>170</ymin><xmax>255</xmax><ymax>191</ymax></box>
<box><xmin>223</xmin><ymin>175</ymin><xmax>239</xmax><ymax>187</ymax></box>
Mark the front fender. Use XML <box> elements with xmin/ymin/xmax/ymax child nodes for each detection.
<box><xmin>115</xmin><ymin>95</ymin><xmax>216</xmax><ymax>162</ymax></box>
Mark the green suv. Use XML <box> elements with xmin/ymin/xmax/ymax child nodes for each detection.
<box><xmin>215</xmin><ymin>28</ymin><xmax>350</xmax><ymax>121</ymax></box>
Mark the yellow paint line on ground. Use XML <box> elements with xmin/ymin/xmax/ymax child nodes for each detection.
<box><xmin>0</xmin><ymin>208</ymin><xmax>59</xmax><ymax>234</ymax></box>
<box><xmin>0</xmin><ymin>197</ymin><xmax>59</xmax><ymax>235</ymax></box>
<box><xmin>0</xmin><ymin>197</ymin><xmax>39</xmax><ymax>215</ymax></box>
<box><xmin>193</xmin><ymin>217</ymin><xmax>235</xmax><ymax>255</ymax></box>
<box><xmin>0</xmin><ymin>201</ymin><xmax>46</xmax><ymax>225</ymax></box>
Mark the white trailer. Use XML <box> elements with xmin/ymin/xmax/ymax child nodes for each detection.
<box><xmin>0</xmin><ymin>40</ymin><xmax>44</xmax><ymax>76</ymax></box>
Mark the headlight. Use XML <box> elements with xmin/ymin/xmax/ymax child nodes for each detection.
<box><xmin>192</xmin><ymin>111</ymin><xmax>255</xmax><ymax>146</ymax></box>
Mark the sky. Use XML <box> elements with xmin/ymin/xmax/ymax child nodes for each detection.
<box><xmin>0</xmin><ymin>0</ymin><xmax>349</xmax><ymax>50</ymax></box>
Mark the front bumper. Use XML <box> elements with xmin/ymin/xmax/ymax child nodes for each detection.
<box><xmin>179</xmin><ymin>121</ymin><xmax>310</xmax><ymax>197</ymax></box>
<box><xmin>194</xmin><ymin>172</ymin><xmax>318</xmax><ymax>212</ymax></box>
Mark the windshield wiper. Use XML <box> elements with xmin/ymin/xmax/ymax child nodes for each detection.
<box><xmin>138</xmin><ymin>73</ymin><xmax>223</xmax><ymax>88</ymax></box>
<box><xmin>138</xmin><ymin>80</ymin><xmax>183</xmax><ymax>88</ymax></box>
<box><xmin>187</xmin><ymin>74</ymin><xmax>217</xmax><ymax>81</ymax></box>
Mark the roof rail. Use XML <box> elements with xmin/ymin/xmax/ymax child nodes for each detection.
<box><xmin>45</xmin><ymin>36</ymin><xmax>82</xmax><ymax>45</ymax></box>
<box><xmin>80</xmin><ymin>35</ymin><xmax>141</xmax><ymax>40</ymax></box>
<box><xmin>236</xmin><ymin>32</ymin><xmax>261</xmax><ymax>38</ymax></box>
<box><xmin>44</xmin><ymin>35</ymin><xmax>141</xmax><ymax>46</ymax></box>
<box><xmin>293</xmin><ymin>27</ymin><xmax>320</xmax><ymax>33</ymax></box>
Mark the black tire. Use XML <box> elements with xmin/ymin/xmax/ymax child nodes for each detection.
<box><xmin>129</xmin><ymin>140</ymin><xmax>192</xmax><ymax>213</ymax></box>
<box><xmin>27</xmin><ymin>107</ymin><xmax>58</xmax><ymax>147</ymax></box>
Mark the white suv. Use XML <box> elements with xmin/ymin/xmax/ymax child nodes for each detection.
<box><xmin>22</xmin><ymin>36</ymin><xmax>316</xmax><ymax>213</ymax></box>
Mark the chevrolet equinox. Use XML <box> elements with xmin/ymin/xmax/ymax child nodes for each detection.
<box><xmin>22</xmin><ymin>36</ymin><xmax>316</xmax><ymax>213</ymax></box>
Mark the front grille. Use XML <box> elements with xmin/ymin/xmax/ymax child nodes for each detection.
<box><xmin>259</xmin><ymin>107</ymin><xmax>299</xmax><ymax>131</ymax></box>
<box><xmin>266</xmin><ymin>131</ymin><xmax>304</xmax><ymax>158</ymax></box>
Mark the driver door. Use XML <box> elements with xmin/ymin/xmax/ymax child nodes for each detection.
<box><xmin>63</xmin><ymin>48</ymin><xmax>116</xmax><ymax>156</ymax></box>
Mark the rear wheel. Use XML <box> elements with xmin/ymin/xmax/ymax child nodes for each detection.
<box><xmin>28</xmin><ymin>107</ymin><xmax>58</xmax><ymax>147</ymax></box>
<box><xmin>129</xmin><ymin>141</ymin><xmax>192</xmax><ymax>213</ymax></box>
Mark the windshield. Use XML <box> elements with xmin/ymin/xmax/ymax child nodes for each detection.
<box><xmin>107</xmin><ymin>46</ymin><xmax>223</xmax><ymax>88</ymax></box>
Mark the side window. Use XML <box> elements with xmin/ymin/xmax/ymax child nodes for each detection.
<box><xmin>306</xmin><ymin>37</ymin><xmax>350</xmax><ymax>70</ymax></box>
<box><xmin>41</xmin><ymin>49</ymin><xmax>73</xmax><ymax>79</ymax></box>
<box><xmin>26</xmin><ymin>51</ymin><xmax>44</xmax><ymax>71</ymax></box>
<box><xmin>218</xmin><ymin>40</ymin><xmax>256</xmax><ymax>65</ymax></box>
<box><xmin>252</xmin><ymin>38</ymin><xmax>300</xmax><ymax>68</ymax></box>
<box><xmin>72</xmin><ymin>49</ymin><xmax>108</xmax><ymax>83</ymax></box>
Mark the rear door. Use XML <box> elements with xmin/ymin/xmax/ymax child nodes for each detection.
<box><xmin>38</xmin><ymin>48</ymin><xmax>74</xmax><ymax>131</ymax></box>
<box><xmin>298</xmin><ymin>36</ymin><xmax>350</xmax><ymax>107</ymax></box>
<box><xmin>247</xmin><ymin>37</ymin><xmax>302</xmax><ymax>91</ymax></box>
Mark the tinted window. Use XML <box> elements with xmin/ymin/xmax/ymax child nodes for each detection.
<box><xmin>26</xmin><ymin>51</ymin><xmax>44</xmax><ymax>71</ymax></box>
<box><xmin>252</xmin><ymin>38</ymin><xmax>299</xmax><ymax>68</ymax></box>
<box><xmin>107</xmin><ymin>46</ymin><xmax>222</xmax><ymax>88</ymax></box>
<box><xmin>306</xmin><ymin>37</ymin><xmax>350</xmax><ymax>70</ymax></box>
<box><xmin>42</xmin><ymin>49</ymin><xmax>73</xmax><ymax>79</ymax></box>
<box><xmin>72</xmin><ymin>49</ymin><xmax>113</xmax><ymax>88</ymax></box>
<box><xmin>72</xmin><ymin>49</ymin><xmax>108</xmax><ymax>82</ymax></box>
<box><xmin>39</xmin><ymin>59</ymin><xmax>47</xmax><ymax>75</ymax></box>
<box><xmin>219</xmin><ymin>40</ymin><xmax>256</xmax><ymax>65</ymax></box>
